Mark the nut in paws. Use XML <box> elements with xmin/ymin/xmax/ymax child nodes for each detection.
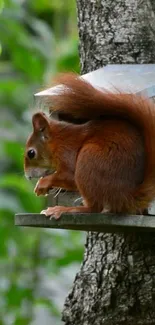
<box><xmin>34</xmin><ymin>177</ymin><xmax>52</xmax><ymax>196</ymax></box>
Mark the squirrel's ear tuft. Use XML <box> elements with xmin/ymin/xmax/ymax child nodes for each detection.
<box><xmin>32</xmin><ymin>112</ymin><xmax>50</xmax><ymax>132</ymax></box>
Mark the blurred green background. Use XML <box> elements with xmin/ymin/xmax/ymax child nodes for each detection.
<box><xmin>0</xmin><ymin>1</ymin><xmax>84</xmax><ymax>324</ymax></box>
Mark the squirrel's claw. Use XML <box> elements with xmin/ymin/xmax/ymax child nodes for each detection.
<box><xmin>40</xmin><ymin>206</ymin><xmax>65</xmax><ymax>219</ymax></box>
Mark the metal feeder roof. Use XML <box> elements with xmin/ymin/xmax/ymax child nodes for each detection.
<box><xmin>35</xmin><ymin>64</ymin><xmax>155</xmax><ymax>99</ymax></box>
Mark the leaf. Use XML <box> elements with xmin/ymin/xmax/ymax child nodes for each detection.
<box><xmin>14</xmin><ymin>317</ymin><xmax>31</xmax><ymax>325</ymax></box>
<box><xmin>6</xmin><ymin>284</ymin><xmax>32</xmax><ymax>307</ymax></box>
<box><xmin>0</xmin><ymin>0</ymin><xmax>4</xmax><ymax>14</ymax></box>
<box><xmin>35</xmin><ymin>298</ymin><xmax>59</xmax><ymax>316</ymax></box>
<box><xmin>0</xmin><ymin>192</ymin><xmax>22</xmax><ymax>212</ymax></box>
<box><xmin>0</xmin><ymin>175</ymin><xmax>44</xmax><ymax>212</ymax></box>
<box><xmin>0</xmin><ymin>0</ymin><xmax>4</xmax><ymax>56</ymax></box>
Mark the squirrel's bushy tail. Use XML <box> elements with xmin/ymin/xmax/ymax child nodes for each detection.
<box><xmin>49</xmin><ymin>73</ymin><xmax>155</xmax><ymax>211</ymax></box>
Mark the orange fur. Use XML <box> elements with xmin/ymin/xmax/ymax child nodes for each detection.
<box><xmin>24</xmin><ymin>73</ymin><xmax>155</xmax><ymax>218</ymax></box>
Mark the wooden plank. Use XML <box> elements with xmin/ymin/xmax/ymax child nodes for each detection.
<box><xmin>15</xmin><ymin>213</ymin><xmax>155</xmax><ymax>233</ymax></box>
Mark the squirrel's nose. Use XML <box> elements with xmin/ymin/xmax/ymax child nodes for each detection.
<box><xmin>24</xmin><ymin>172</ymin><xmax>32</xmax><ymax>180</ymax></box>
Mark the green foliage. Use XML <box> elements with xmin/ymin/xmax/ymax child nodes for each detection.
<box><xmin>0</xmin><ymin>0</ymin><xmax>4</xmax><ymax>10</ymax></box>
<box><xmin>0</xmin><ymin>0</ymin><xmax>4</xmax><ymax>53</ymax></box>
<box><xmin>0</xmin><ymin>0</ymin><xmax>83</xmax><ymax>324</ymax></box>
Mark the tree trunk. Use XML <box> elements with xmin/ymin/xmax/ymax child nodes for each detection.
<box><xmin>62</xmin><ymin>1</ymin><xmax>155</xmax><ymax>324</ymax></box>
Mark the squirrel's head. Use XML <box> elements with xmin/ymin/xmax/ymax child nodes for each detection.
<box><xmin>24</xmin><ymin>112</ymin><xmax>56</xmax><ymax>180</ymax></box>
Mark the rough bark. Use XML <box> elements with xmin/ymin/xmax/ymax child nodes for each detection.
<box><xmin>62</xmin><ymin>1</ymin><xmax>155</xmax><ymax>324</ymax></box>
<box><xmin>77</xmin><ymin>0</ymin><xmax>155</xmax><ymax>74</ymax></box>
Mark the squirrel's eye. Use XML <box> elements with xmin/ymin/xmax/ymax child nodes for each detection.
<box><xmin>27</xmin><ymin>149</ymin><xmax>36</xmax><ymax>159</ymax></box>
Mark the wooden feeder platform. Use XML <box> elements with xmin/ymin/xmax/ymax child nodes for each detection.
<box><xmin>15</xmin><ymin>213</ymin><xmax>155</xmax><ymax>233</ymax></box>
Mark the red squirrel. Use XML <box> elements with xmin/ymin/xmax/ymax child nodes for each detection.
<box><xmin>24</xmin><ymin>73</ymin><xmax>155</xmax><ymax>219</ymax></box>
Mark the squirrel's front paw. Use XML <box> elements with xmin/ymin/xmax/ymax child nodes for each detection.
<box><xmin>34</xmin><ymin>177</ymin><xmax>52</xmax><ymax>196</ymax></box>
